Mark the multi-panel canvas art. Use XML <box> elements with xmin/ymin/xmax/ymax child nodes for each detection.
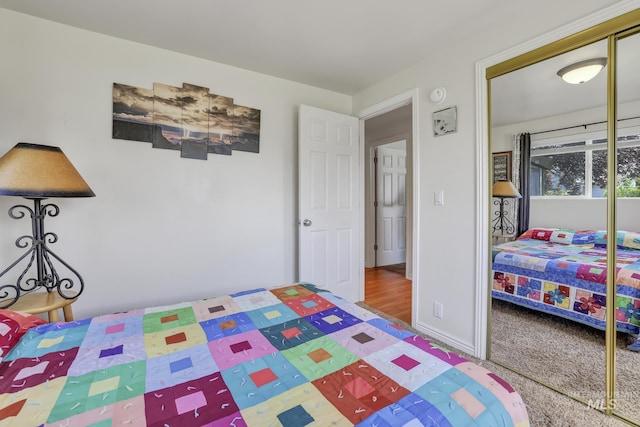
<box><xmin>112</xmin><ymin>82</ymin><xmax>261</xmax><ymax>160</ymax></box>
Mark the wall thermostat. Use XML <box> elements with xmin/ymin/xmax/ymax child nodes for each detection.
<box><xmin>430</xmin><ymin>87</ymin><xmax>446</xmax><ymax>104</ymax></box>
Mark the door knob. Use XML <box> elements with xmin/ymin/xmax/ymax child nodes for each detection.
<box><xmin>303</xmin><ymin>219</ymin><xmax>312</xmax><ymax>227</ymax></box>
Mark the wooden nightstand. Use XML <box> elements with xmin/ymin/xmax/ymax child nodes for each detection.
<box><xmin>492</xmin><ymin>233</ymin><xmax>517</xmax><ymax>245</ymax></box>
<box><xmin>10</xmin><ymin>291</ymin><xmax>77</xmax><ymax>322</ymax></box>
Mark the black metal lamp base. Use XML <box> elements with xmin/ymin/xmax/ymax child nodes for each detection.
<box><xmin>492</xmin><ymin>197</ymin><xmax>517</xmax><ymax>235</ymax></box>
<box><xmin>0</xmin><ymin>198</ymin><xmax>84</xmax><ymax>308</ymax></box>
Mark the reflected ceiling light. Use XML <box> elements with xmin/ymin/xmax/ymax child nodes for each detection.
<box><xmin>557</xmin><ymin>58</ymin><xmax>607</xmax><ymax>84</ymax></box>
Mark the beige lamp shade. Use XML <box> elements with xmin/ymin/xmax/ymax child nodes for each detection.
<box><xmin>492</xmin><ymin>180</ymin><xmax>521</xmax><ymax>198</ymax></box>
<box><xmin>0</xmin><ymin>143</ymin><xmax>95</xmax><ymax>198</ymax></box>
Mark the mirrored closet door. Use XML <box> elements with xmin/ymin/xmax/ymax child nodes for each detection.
<box><xmin>487</xmin><ymin>8</ymin><xmax>640</xmax><ymax>425</ymax></box>
<box><xmin>489</xmin><ymin>38</ymin><xmax>608</xmax><ymax>407</ymax></box>
<box><xmin>614</xmin><ymin>29</ymin><xmax>640</xmax><ymax>425</ymax></box>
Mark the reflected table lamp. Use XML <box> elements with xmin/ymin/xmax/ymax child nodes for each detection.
<box><xmin>0</xmin><ymin>143</ymin><xmax>95</xmax><ymax>308</ymax></box>
<box><xmin>492</xmin><ymin>180</ymin><xmax>522</xmax><ymax>235</ymax></box>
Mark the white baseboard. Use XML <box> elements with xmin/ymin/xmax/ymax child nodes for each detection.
<box><xmin>414</xmin><ymin>321</ymin><xmax>476</xmax><ymax>358</ymax></box>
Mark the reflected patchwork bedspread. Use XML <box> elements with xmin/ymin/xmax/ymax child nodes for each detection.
<box><xmin>493</xmin><ymin>228</ymin><xmax>640</xmax><ymax>334</ymax></box>
<box><xmin>0</xmin><ymin>284</ymin><xmax>529</xmax><ymax>426</ymax></box>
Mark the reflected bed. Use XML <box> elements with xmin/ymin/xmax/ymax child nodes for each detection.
<box><xmin>492</xmin><ymin>228</ymin><xmax>640</xmax><ymax>334</ymax></box>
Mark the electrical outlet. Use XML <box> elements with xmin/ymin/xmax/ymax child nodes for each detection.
<box><xmin>434</xmin><ymin>301</ymin><xmax>444</xmax><ymax>319</ymax></box>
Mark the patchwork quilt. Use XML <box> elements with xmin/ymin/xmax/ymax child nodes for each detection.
<box><xmin>493</xmin><ymin>228</ymin><xmax>640</xmax><ymax>334</ymax></box>
<box><xmin>0</xmin><ymin>284</ymin><xmax>529</xmax><ymax>426</ymax></box>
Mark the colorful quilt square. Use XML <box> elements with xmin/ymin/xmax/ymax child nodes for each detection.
<box><xmin>457</xmin><ymin>361</ymin><xmax>527</xmax><ymax>408</ymax></box>
<box><xmin>352</xmin><ymin>332</ymin><xmax>374</xmax><ymax>344</ymax></box>
<box><xmin>3</xmin><ymin>324</ymin><xmax>90</xmax><ymax>361</ymax></box>
<box><xmin>87</xmin><ymin>308</ymin><xmax>144</xmax><ymax>324</ymax></box>
<box><xmin>366</xmin><ymin>317</ymin><xmax>415</xmax><ymax>340</ymax></box>
<box><xmin>248</xmin><ymin>367</ymin><xmax>278</xmax><ymax>387</ymax></box>
<box><xmin>312</xmin><ymin>361</ymin><xmax>409</xmax><ymax>424</ymax></box>
<box><xmin>221</xmin><ymin>352</ymin><xmax>307</xmax><ymax>410</ymax></box>
<box><xmin>329</xmin><ymin>323</ymin><xmax>400</xmax><ymax>358</ymax></box>
<box><xmin>413</xmin><ymin>362</ymin><xmax>527</xmax><ymax>426</ymax></box>
<box><xmin>105</xmin><ymin>323</ymin><xmax>125</xmax><ymax>334</ymax></box>
<box><xmin>143</xmin><ymin>323</ymin><xmax>207</xmax><ymax>357</ymax></box>
<box><xmin>281</xmin><ymin>336</ymin><xmax>358</xmax><ymax>381</ymax></box>
<box><xmin>208</xmin><ymin>329</ymin><xmax>277</xmax><ymax>370</ymax></box>
<box><xmin>199</xmin><ymin>312</ymin><xmax>256</xmax><ymax>341</ymax></box>
<box><xmin>48</xmin><ymin>361</ymin><xmax>146</xmax><ymax>423</ymax></box>
<box><xmin>616</xmin><ymin>296</ymin><xmax>640</xmax><ymax>325</ymax></box>
<box><xmin>404</xmin><ymin>335</ymin><xmax>468</xmax><ymax>366</ymax></box>
<box><xmin>391</xmin><ymin>354</ymin><xmax>420</xmax><ymax>371</ymax></box>
<box><xmin>69</xmin><ymin>335</ymin><xmax>147</xmax><ymax>376</ymax></box>
<box><xmin>81</xmin><ymin>315</ymin><xmax>143</xmax><ymax>347</ymax></box>
<box><xmin>282</xmin><ymin>293</ymin><xmax>335</xmax><ymax>317</ymax></box>
<box><xmin>270</xmin><ymin>284</ymin><xmax>316</xmax><ymax>301</ymax></box>
<box><xmin>145</xmin><ymin>344</ymin><xmax>219</xmax><ymax>392</ymax></box>
<box><xmin>364</xmin><ymin>340</ymin><xmax>451</xmax><ymax>391</ymax></box>
<box><xmin>359</xmin><ymin>392</ymin><xmax>453</xmax><ymax>427</ymax></box>
<box><xmin>574</xmin><ymin>289</ymin><xmax>605</xmax><ymax>319</ymax></box>
<box><xmin>144</xmin><ymin>372</ymin><xmax>238</xmax><ymax>426</ymax></box>
<box><xmin>259</xmin><ymin>318</ymin><xmax>324</xmax><ymax>351</ymax></box>
<box><xmin>240</xmin><ymin>384</ymin><xmax>348</xmax><ymax>426</ymax></box>
<box><xmin>230</xmin><ymin>340</ymin><xmax>252</xmax><ymax>353</ymax></box>
<box><xmin>277</xmin><ymin>404</ymin><xmax>314</xmax><ymax>427</ymax></box>
<box><xmin>281</xmin><ymin>327</ymin><xmax>302</xmax><ymax>339</ymax></box>
<box><xmin>304</xmin><ymin>307</ymin><xmax>362</xmax><ymax>334</ymax></box>
<box><xmin>576</xmin><ymin>264</ymin><xmax>607</xmax><ymax>284</ymax></box>
<box><xmin>543</xmin><ymin>283</ymin><xmax>571</xmax><ymax>308</ymax></box>
<box><xmin>244</xmin><ymin>303</ymin><xmax>300</xmax><ymax>329</ymax></box>
<box><xmin>189</xmin><ymin>295</ymin><xmax>243</xmax><ymax>321</ymax></box>
<box><xmin>617</xmin><ymin>268</ymin><xmax>640</xmax><ymax>290</ymax></box>
<box><xmin>307</xmin><ymin>348</ymin><xmax>332</xmax><ymax>363</ymax></box>
<box><xmin>143</xmin><ymin>306</ymin><xmax>197</xmax><ymax>333</ymax></box>
<box><xmin>515</xmin><ymin>277</ymin><xmax>542</xmax><ymax>301</ymax></box>
<box><xmin>0</xmin><ymin>347</ymin><xmax>78</xmax><ymax>393</ymax></box>
<box><xmin>493</xmin><ymin>271</ymin><xmax>516</xmax><ymax>293</ymax></box>
<box><xmin>231</xmin><ymin>289</ymin><xmax>282</xmax><ymax>311</ymax></box>
<box><xmin>48</xmin><ymin>395</ymin><xmax>147</xmax><ymax>427</ymax></box>
<box><xmin>0</xmin><ymin>377</ymin><xmax>66</xmax><ymax>426</ymax></box>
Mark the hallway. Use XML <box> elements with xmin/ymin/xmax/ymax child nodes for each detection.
<box><xmin>363</xmin><ymin>267</ymin><xmax>412</xmax><ymax>324</ymax></box>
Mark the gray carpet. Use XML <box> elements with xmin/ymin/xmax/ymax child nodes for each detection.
<box><xmin>490</xmin><ymin>299</ymin><xmax>640</xmax><ymax>425</ymax></box>
<box><xmin>357</xmin><ymin>301</ymin><xmax>636</xmax><ymax>426</ymax></box>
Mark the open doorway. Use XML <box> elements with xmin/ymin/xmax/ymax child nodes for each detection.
<box><xmin>363</xmin><ymin>104</ymin><xmax>413</xmax><ymax>324</ymax></box>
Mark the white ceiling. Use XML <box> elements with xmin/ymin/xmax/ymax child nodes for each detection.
<box><xmin>1</xmin><ymin>0</ymin><xmax>635</xmax><ymax>126</ymax></box>
<box><xmin>491</xmin><ymin>35</ymin><xmax>640</xmax><ymax>127</ymax></box>
<box><xmin>0</xmin><ymin>0</ymin><xmax>619</xmax><ymax>97</ymax></box>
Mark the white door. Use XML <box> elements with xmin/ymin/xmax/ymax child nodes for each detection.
<box><xmin>375</xmin><ymin>145</ymin><xmax>407</xmax><ymax>266</ymax></box>
<box><xmin>298</xmin><ymin>105</ymin><xmax>360</xmax><ymax>302</ymax></box>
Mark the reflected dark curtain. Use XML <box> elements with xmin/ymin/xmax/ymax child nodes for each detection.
<box><xmin>517</xmin><ymin>132</ymin><xmax>531</xmax><ymax>236</ymax></box>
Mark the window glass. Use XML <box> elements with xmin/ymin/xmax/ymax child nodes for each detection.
<box><xmin>531</xmin><ymin>152</ymin><xmax>585</xmax><ymax>195</ymax></box>
<box><xmin>531</xmin><ymin>130</ymin><xmax>640</xmax><ymax>198</ymax></box>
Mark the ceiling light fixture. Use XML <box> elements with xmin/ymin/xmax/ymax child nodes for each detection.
<box><xmin>557</xmin><ymin>57</ymin><xmax>607</xmax><ymax>84</ymax></box>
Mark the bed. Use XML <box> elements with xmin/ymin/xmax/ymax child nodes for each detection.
<box><xmin>0</xmin><ymin>283</ymin><xmax>529</xmax><ymax>426</ymax></box>
<box><xmin>492</xmin><ymin>228</ymin><xmax>640</xmax><ymax>334</ymax></box>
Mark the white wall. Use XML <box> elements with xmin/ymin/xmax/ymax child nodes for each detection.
<box><xmin>352</xmin><ymin>0</ymin><xmax>619</xmax><ymax>352</ymax></box>
<box><xmin>0</xmin><ymin>9</ymin><xmax>351</xmax><ymax>319</ymax></box>
<box><xmin>492</xmin><ymin>102</ymin><xmax>640</xmax><ymax>232</ymax></box>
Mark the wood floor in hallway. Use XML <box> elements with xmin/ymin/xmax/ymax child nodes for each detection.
<box><xmin>364</xmin><ymin>267</ymin><xmax>412</xmax><ymax>324</ymax></box>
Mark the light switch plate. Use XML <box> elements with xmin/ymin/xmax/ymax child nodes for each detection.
<box><xmin>434</xmin><ymin>190</ymin><xmax>444</xmax><ymax>206</ymax></box>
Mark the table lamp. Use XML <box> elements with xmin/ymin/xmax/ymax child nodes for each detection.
<box><xmin>492</xmin><ymin>179</ymin><xmax>521</xmax><ymax>235</ymax></box>
<box><xmin>0</xmin><ymin>143</ymin><xmax>95</xmax><ymax>308</ymax></box>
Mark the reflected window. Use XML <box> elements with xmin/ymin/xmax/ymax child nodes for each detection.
<box><xmin>531</xmin><ymin>128</ymin><xmax>640</xmax><ymax>197</ymax></box>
